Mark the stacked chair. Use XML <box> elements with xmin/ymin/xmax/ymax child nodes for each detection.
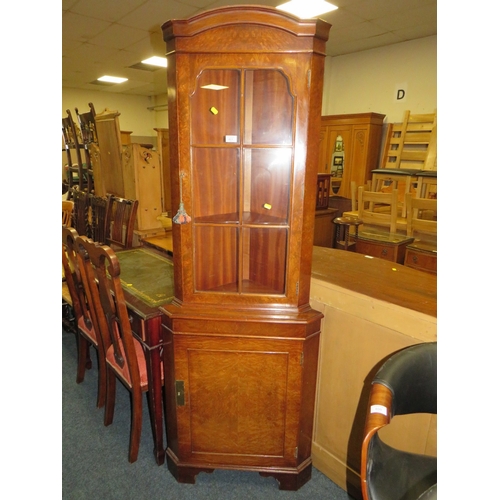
<box><xmin>403</xmin><ymin>194</ymin><xmax>437</xmax><ymax>274</ymax></box>
<box><xmin>62</xmin><ymin>106</ymin><xmax>96</xmax><ymax>198</ymax></box>
<box><xmin>370</xmin><ymin>110</ymin><xmax>437</xmax><ymax>218</ymax></box>
<box><xmin>338</xmin><ymin>110</ymin><xmax>437</xmax><ymax>268</ymax></box>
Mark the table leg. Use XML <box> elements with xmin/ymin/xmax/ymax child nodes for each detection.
<box><xmin>143</xmin><ymin>316</ymin><xmax>165</xmax><ymax>465</ymax></box>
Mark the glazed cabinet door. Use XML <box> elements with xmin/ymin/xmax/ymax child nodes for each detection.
<box><xmin>326</xmin><ymin>126</ymin><xmax>351</xmax><ymax>197</ymax></box>
<box><xmin>190</xmin><ymin>68</ymin><xmax>293</xmax><ymax>296</ymax></box>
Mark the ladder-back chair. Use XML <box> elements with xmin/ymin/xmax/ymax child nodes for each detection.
<box><xmin>405</xmin><ymin>194</ymin><xmax>437</xmax><ymax>240</ymax></box>
<box><xmin>357</xmin><ymin>187</ymin><xmax>400</xmax><ymax>234</ymax></box>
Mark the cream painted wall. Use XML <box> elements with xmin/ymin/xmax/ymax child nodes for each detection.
<box><xmin>62</xmin><ymin>88</ymin><xmax>166</xmax><ymax>137</ymax></box>
<box><xmin>321</xmin><ymin>36</ymin><xmax>437</xmax><ymax>123</ymax></box>
<box><xmin>62</xmin><ymin>35</ymin><xmax>436</xmax><ymax>177</ymax></box>
<box><xmin>62</xmin><ymin>36</ymin><xmax>436</xmax><ymax>139</ymax></box>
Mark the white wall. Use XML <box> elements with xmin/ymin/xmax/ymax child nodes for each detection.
<box><xmin>322</xmin><ymin>36</ymin><xmax>437</xmax><ymax>123</ymax></box>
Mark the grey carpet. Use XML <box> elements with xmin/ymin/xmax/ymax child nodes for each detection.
<box><xmin>62</xmin><ymin>327</ymin><xmax>355</xmax><ymax>500</ymax></box>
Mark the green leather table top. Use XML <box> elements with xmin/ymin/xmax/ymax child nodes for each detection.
<box><xmin>116</xmin><ymin>248</ymin><xmax>174</xmax><ymax>308</ymax></box>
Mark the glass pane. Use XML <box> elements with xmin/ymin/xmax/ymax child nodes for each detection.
<box><xmin>242</xmin><ymin>148</ymin><xmax>291</xmax><ymax>224</ymax></box>
<box><xmin>244</xmin><ymin>70</ymin><xmax>293</xmax><ymax>145</ymax></box>
<box><xmin>194</xmin><ymin>226</ymin><xmax>238</xmax><ymax>292</ymax></box>
<box><xmin>242</xmin><ymin>227</ymin><xmax>287</xmax><ymax>294</ymax></box>
<box><xmin>191</xmin><ymin>69</ymin><xmax>240</xmax><ymax>145</ymax></box>
<box><xmin>192</xmin><ymin>148</ymin><xmax>239</xmax><ymax>222</ymax></box>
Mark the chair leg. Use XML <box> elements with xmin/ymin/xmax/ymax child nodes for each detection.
<box><xmin>104</xmin><ymin>367</ymin><xmax>116</xmax><ymax>427</ymax></box>
<box><xmin>128</xmin><ymin>390</ymin><xmax>143</xmax><ymax>463</ymax></box>
<box><xmin>95</xmin><ymin>347</ymin><xmax>107</xmax><ymax>409</ymax></box>
<box><xmin>76</xmin><ymin>334</ymin><xmax>91</xmax><ymax>383</ymax></box>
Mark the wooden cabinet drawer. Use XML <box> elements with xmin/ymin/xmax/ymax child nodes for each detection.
<box><xmin>128</xmin><ymin>309</ymin><xmax>146</xmax><ymax>342</ymax></box>
<box><xmin>355</xmin><ymin>238</ymin><xmax>409</xmax><ymax>264</ymax></box>
<box><xmin>404</xmin><ymin>247</ymin><xmax>437</xmax><ymax>274</ymax></box>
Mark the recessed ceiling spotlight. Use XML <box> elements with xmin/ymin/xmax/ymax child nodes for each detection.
<box><xmin>141</xmin><ymin>56</ymin><xmax>167</xmax><ymax>67</ymax></box>
<box><xmin>97</xmin><ymin>75</ymin><xmax>128</xmax><ymax>84</ymax></box>
<box><xmin>277</xmin><ymin>0</ymin><xmax>338</xmax><ymax>19</ymax></box>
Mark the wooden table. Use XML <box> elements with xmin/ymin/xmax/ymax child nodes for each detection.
<box><xmin>115</xmin><ymin>246</ymin><xmax>174</xmax><ymax>465</ymax></box>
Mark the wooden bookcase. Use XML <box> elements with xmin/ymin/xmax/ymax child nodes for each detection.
<box><xmin>160</xmin><ymin>6</ymin><xmax>330</xmax><ymax>491</ymax></box>
<box><xmin>317</xmin><ymin>113</ymin><xmax>385</xmax><ymax>198</ymax></box>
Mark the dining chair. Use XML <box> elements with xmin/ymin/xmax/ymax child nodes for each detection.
<box><xmin>88</xmin><ymin>193</ymin><xmax>109</xmax><ymax>244</ymax></box>
<box><xmin>72</xmin><ymin>190</ymin><xmax>90</xmax><ymax>238</ymax></box>
<box><xmin>62</xmin><ymin>227</ymin><xmax>106</xmax><ymax>408</ymax></box>
<box><xmin>84</xmin><ymin>239</ymin><xmax>159</xmax><ymax>463</ymax></box>
<box><xmin>357</xmin><ymin>187</ymin><xmax>400</xmax><ymax>234</ymax></box>
<box><xmin>405</xmin><ymin>193</ymin><xmax>437</xmax><ymax>239</ymax></box>
<box><xmin>105</xmin><ymin>194</ymin><xmax>139</xmax><ymax>250</ymax></box>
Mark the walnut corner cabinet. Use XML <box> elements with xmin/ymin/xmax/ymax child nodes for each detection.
<box><xmin>159</xmin><ymin>6</ymin><xmax>331</xmax><ymax>491</ymax></box>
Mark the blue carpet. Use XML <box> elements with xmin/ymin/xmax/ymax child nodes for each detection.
<box><xmin>62</xmin><ymin>328</ymin><xmax>355</xmax><ymax>500</ymax></box>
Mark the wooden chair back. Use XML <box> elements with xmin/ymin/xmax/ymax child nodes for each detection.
<box><xmin>73</xmin><ymin>234</ymin><xmax>109</xmax><ymax>408</ymax></box>
<box><xmin>62</xmin><ymin>200</ymin><xmax>74</xmax><ymax>227</ymax></box>
<box><xmin>62</xmin><ymin>109</ymin><xmax>85</xmax><ymax>195</ymax></box>
<box><xmin>74</xmin><ymin>103</ymin><xmax>97</xmax><ymax>193</ymax></box>
<box><xmin>75</xmin><ymin>103</ymin><xmax>98</xmax><ymax>146</ymax></box>
<box><xmin>381</xmin><ymin>110</ymin><xmax>437</xmax><ymax>171</ymax></box>
<box><xmin>86</xmin><ymin>242</ymin><xmax>138</xmax><ymax>386</ymax></box>
<box><xmin>88</xmin><ymin>193</ymin><xmax>108</xmax><ymax>244</ymax></box>
<box><xmin>105</xmin><ymin>195</ymin><xmax>139</xmax><ymax>249</ymax></box>
<box><xmin>358</xmin><ymin>187</ymin><xmax>398</xmax><ymax>234</ymax></box>
<box><xmin>72</xmin><ymin>190</ymin><xmax>90</xmax><ymax>237</ymax></box>
<box><xmin>405</xmin><ymin>194</ymin><xmax>437</xmax><ymax>238</ymax></box>
<box><xmin>350</xmin><ymin>180</ymin><xmax>371</xmax><ymax>212</ymax></box>
<box><xmin>62</xmin><ymin>227</ymin><xmax>85</xmax><ymax>325</ymax></box>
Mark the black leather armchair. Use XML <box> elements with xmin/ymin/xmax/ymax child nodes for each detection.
<box><xmin>360</xmin><ymin>342</ymin><xmax>437</xmax><ymax>500</ymax></box>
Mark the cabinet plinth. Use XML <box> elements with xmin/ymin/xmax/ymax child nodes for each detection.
<box><xmin>162</xmin><ymin>6</ymin><xmax>330</xmax><ymax>490</ymax></box>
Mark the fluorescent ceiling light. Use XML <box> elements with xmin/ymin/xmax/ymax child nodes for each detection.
<box><xmin>97</xmin><ymin>75</ymin><xmax>128</xmax><ymax>84</ymax></box>
<box><xmin>277</xmin><ymin>0</ymin><xmax>338</xmax><ymax>19</ymax></box>
<box><xmin>141</xmin><ymin>56</ymin><xmax>167</xmax><ymax>68</ymax></box>
<box><xmin>201</xmin><ymin>84</ymin><xmax>229</xmax><ymax>90</ymax></box>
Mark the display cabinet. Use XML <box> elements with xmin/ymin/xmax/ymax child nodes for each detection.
<box><xmin>160</xmin><ymin>6</ymin><xmax>330</xmax><ymax>491</ymax></box>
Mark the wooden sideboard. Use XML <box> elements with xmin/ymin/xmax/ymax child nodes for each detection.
<box><xmin>308</xmin><ymin>246</ymin><xmax>437</xmax><ymax>499</ymax></box>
